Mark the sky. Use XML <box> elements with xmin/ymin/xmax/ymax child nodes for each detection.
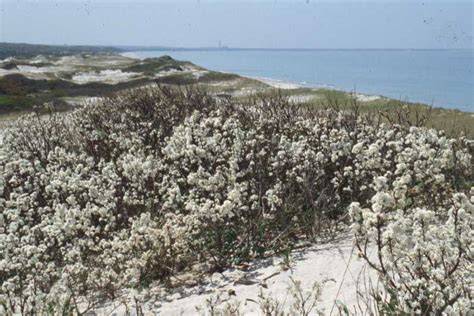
<box><xmin>1</xmin><ymin>0</ymin><xmax>472</xmax><ymax>49</ymax></box>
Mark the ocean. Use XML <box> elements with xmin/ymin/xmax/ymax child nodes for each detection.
<box><xmin>124</xmin><ymin>49</ymin><xmax>473</xmax><ymax>112</ymax></box>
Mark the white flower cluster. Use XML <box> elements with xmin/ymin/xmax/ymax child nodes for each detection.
<box><xmin>0</xmin><ymin>87</ymin><xmax>472</xmax><ymax>314</ymax></box>
<box><xmin>350</xmin><ymin>182</ymin><xmax>473</xmax><ymax>313</ymax></box>
<box><xmin>347</xmin><ymin>124</ymin><xmax>473</xmax><ymax>314</ymax></box>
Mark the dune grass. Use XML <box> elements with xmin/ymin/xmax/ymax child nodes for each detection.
<box><xmin>277</xmin><ymin>88</ymin><xmax>474</xmax><ymax>138</ymax></box>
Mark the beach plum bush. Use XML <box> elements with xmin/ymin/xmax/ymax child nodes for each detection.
<box><xmin>0</xmin><ymin>86</ymin><xmax>471</xmax><ymax>314</ymax></box>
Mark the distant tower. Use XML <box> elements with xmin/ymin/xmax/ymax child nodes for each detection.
<box><xmin>218</xmin><ymin>40</ymin><xmax>222</xmax><ymax>49</ymax></box>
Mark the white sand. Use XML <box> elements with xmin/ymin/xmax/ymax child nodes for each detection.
<box><xmin>355</xmin><ymin>94</ymin><xmax>382</xmax><ymax>102</ymax></box>
<box><xmin>29</xmin><ymin>55</ymin><xmax>49</xmax><ymax>64</ymax></box>
<box><xmin>89</xmin><ymin>235</ymin><xmax>378</xmax><ymax>315</ymax></box>
<box><xmin>16</xmin><ymin>65</ymin><xmax>56</xmax><ymax>74</ymax></box>
<box><xmin>54</xmin><ymin>55</ymin><xmax>136</xmax><ymax>68</ymax></box>
<box><xmin>71</xmin><ymin>69</ymin><xmax>138</xmax><ymax>84</ymax></box>
<box><xmin>0</xmin><ymin>64</ymin><xmax>61</xmax><ymax>79</ymax></box>
<box><xmin>253</xmin><ymin>77</ymin><xmax>303</xmax><ymax>89</ymax></box>
<box><xmin>191</xmin><ymin>70</ymin><xmax>209</xmax><ymax>79</ymax></box>
<box><xmin>250</xmin><ymin>76</ymin><xmax>385</xmax><ymax>104</ymax></box>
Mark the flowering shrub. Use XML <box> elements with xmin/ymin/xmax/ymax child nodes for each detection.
<box><xmin>350</xmin><ymin>161</ymin><xmax>473</xmax><ymax>312</ymax></box>
<box><xmin>0</xmin><ymin>86</ymin><xmax>472</xmax><ymax>314</ymax></box>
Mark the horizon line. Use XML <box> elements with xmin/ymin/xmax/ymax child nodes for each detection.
<box><xmin>120</xmin><ymin>46</ymin><xmax>473</xmax><ymax>51</ymax></box>
<box><xmin>2</xmin><ymin>42</ymin><xmax>473</xmax><ymax>51</ymax></box>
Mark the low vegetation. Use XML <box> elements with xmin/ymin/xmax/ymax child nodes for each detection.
<box><xmin>0</xmin><ymin>42</ymin><xmax>121</xmax><ymax>59</ymax></box>
<box><xmin>0</xmin><ymin>52</ymin><xmax>262</xmax><ymax>114</ymax></box>
<box><xmin>0</xmin><ymin>74</ymin><xmax>150</xmax><ymax>113</ymax></box>
<box><xmin>0</xmin><ymin>86</ymin><xmax>471</xmax><ymax>314</ymax></box>
<box><xmin>316</xmin><ymin>91</ymin><xmax>474</xmax><ymax>138</ymax></box>
<box><xmin>122</xmin><ymin>56</ymin><xmax>185</xmax><ymax>74</ymax></box>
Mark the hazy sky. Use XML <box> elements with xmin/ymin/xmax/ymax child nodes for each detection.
<box><xmin>1</xmin><ymin>0</ymin><xmax>472</xmax><ymax>49</ymax></box>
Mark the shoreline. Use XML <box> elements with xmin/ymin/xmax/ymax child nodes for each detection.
<box><xmin>249</xmin><ymin>76</ymin><xmax>385</xmax><ymax>103</ymax></box>
<box><xmin>120</xmin><ymin>50</ymin><xmax>473</xmax><ymax>112</ymax></box>
<box><xmin>119</xmin><ymin>52</ymin><xmax>448</xmax><ymax>110</ymax></box>
<box><xmin>241</xmin><ymin>75</ymin><xmax>472</xmax><ymax>112</ymax></box>
<box><xmin>121</xmin><ymin>52</ymin><xmax>382</xmax><ymax>100</ymax></box>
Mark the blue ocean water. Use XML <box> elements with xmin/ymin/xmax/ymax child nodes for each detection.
<box><xmin>126</xmin><ymin>50</ymin><xmax>473</xmax><ymax>112</ymax></box>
